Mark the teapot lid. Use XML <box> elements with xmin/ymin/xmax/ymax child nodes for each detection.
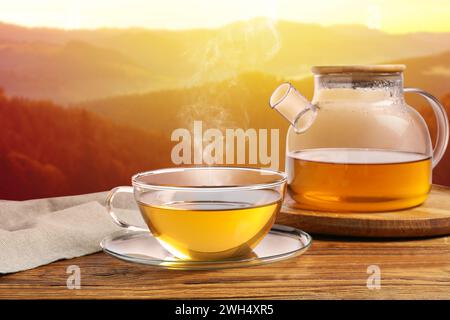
<box><xmin>311</xmin><ymin>64</ymin><xmax>406</xmax><ymax>74</ymax></box>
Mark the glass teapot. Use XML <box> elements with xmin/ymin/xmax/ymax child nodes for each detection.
<box><xmin>270</xmin><ymin>65</ymin><xmax>449</xmax><ymax>212</ymax></box>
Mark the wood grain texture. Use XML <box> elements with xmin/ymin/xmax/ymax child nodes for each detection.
<box><xmin>279</xmin><ymin>185</ymin><xmax>450</xmax><ymax>238</ymax></box>
<box><xmin>1</xmin><ymin>217</ymin><xmax>449</xmax><ymax>299</ymax></box>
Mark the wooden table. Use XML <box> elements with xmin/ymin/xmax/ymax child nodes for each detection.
<box><xmin>1</xmin><ymin>214</ymin><xmax>449</xmax><ymax>299</ymax></box>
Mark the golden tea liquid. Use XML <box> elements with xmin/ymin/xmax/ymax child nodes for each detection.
<box><xmin>287</xmin><ymin>148</ymin><xmax>431</xmax><ymax>212</ymax></box>
<box><xmin>138</xmin><ymin>190</ymin><xmax>281</xmax><ymax>260</ymax></box>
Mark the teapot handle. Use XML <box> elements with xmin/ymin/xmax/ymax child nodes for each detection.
<box><xmin>404</xmin><ymin>88</ymin><xmax>449</xmax><ymax>168</ymax></box>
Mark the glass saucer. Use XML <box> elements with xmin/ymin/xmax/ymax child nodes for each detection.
<box><xmin>100</xmin><ymin>224</ymin><xmax>312</xmax><ymax>270</ymax></box>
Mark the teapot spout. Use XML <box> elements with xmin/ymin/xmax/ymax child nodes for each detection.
<box><xmin>270</xmin><ymin>82</ymin><xmax>317</xmax><ymax>134</ymax></box>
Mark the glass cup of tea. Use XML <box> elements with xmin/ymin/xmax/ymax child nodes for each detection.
<box><xmin>106</xmin><ymin>167</ymin><xmax>287</xmax><ymax>261</ymax></box>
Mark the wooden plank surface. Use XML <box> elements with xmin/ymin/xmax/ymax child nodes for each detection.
<box><xmin>280</xmin><ymin>185</ymin><xmax>450</xmax><ymax>238</ymax></box>
<box><xmin>1</xmin><ymin>223</ymin><xmax>449</xmax><ymax>299</ymax></box>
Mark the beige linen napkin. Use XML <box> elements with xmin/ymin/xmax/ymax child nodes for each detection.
<box><xmin>0</xmin><ymin>192</ymin><xmax>145</xmax><ymax>274</ymax></box>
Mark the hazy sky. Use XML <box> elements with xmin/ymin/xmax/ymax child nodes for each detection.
<box><xmin>1</xmin><ymin>0</ymin><xmax>449</xmax><ymax>33</ymax></box>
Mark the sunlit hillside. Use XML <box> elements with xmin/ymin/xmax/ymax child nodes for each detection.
<box><xmin>0</xmin><ymin>38</ymin><xmax>160</xmax><ymax>103</ymax></box>
<box><xmin>0</xmin><ymin>91</ymin><xmax>171</xmax><ymax>200</ymax></box>
<box><xmin>1</xmin><ymin>19</ymin><xmax>450</xmax><ymax>103</ymax></box>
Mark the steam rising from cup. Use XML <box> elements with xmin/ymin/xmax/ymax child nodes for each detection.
<box><xmin>178</xmin><ymin>17</ymin><xmax>282</xmax><ymax>164</ymax></box>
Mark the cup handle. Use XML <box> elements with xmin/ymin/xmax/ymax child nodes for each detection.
<box><xmin>404</xmin><ymin>88</ymin><xmax>449</xmax><ymax>168</ymax></box>
<box><xmin>105</xmin><ymin>186</ymin><xmax>148</xmax><ymax>232</ymax></box>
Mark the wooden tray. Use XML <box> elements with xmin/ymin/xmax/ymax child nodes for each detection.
<box><xmin>276</xmin><ymin>185</ymin><xmax>450</xmax><ymax>238</ymax></box>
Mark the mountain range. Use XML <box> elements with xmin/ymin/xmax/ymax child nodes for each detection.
<box><xmin>2</xmin><ymin>19</ymin><xmax>450</xmax><ymax>199</ymax></box>
<box><xmin>0</xmin><ymin>92</ymin><xmax>171</xmax><ymax>200</ymax></box>
<box><xmin>1</xmin><ymin>18</ymin><xmax>450</xmax><ymax>103</ymax></box>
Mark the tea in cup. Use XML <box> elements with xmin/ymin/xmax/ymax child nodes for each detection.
<box><xmin>106</xmin><ymin>167</ymin><xmax>287</xmax><ymax>260</ymax></box>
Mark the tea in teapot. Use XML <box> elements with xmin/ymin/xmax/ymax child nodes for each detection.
<box><xmin>270</xmin><ymin>65</ymin><xmax>449</xmax><ymax>212</ymax></box>
<box><xmin>287</xmin><ymin>148</ymin><xmax>431</xmax><ymax>212</ymax></box>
